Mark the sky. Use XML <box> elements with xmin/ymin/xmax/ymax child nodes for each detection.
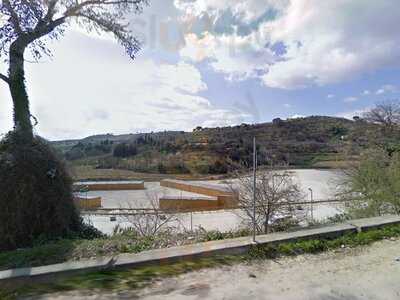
<box><xmin>1</xmin><ymin>0</ymin><xmax>400</xmax><ymax>141</ymax></box>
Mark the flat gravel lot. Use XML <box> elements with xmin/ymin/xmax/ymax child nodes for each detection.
<box><xmin>28</xmin><ymin>238</ymin><xmax>400</xmax><ymax>300</ymax></box>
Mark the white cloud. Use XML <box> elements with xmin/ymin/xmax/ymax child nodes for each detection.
<box><xmin>283</xmin><ymin>103</ymin><xmax>292</xmax><ymax>108</ymax></box>
<box><xmin>176</xmin><ymin>0</ymin><xmax>400</xmax><ymax>89</ymax></box>
<box><xmin>288</xmin><ymin>114</ymin><xmax>305</xmax><ymax>119</ymax></box>
<box><xmin>175</xmin><ymin>0</ymin><xmax>288</xmax><ymax>24</ymax></box>
<box><xmin>326</xmin><ymin>94</ymin><xmax>335</xmax><ymax>99</ymax></box>
<box><xmin>375</xmin><ymin>84</ymin><xmax>397</xmax><ymax>95</ymax></box>
<box><xmin>180</xmin><ymin>32</ymin><xmax>275</xmax><ymax>80</ymax></box>
<box><xmin>0</xmin><ymin>32</ymin><xmax>247</xmax><ymax>140</ymax></box>
<box><xmin>261</xmin><ymin>1</ymin><xmax>400</xmax><ymax>89</ymax></box>
<box><xmin>177</xmin><ymin>0</ymin><xmax>282</xmax><ymax>81</ymax></box>
<box><xmin>343</xmin><ymin>96</ymin><xmax>358</xmax><ymax>103</ymax></box>
<box><xmin>363</xmin><ymin>90</ymin><xmax>371</xmax><ymax>95</ymax></box>
<box><xmin>337</xmin><ymin>108</ymin><xmax>369</xmax><ymax>120</ymax></box>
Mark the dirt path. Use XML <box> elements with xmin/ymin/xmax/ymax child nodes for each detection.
<box><xmin>26</xmin><ymin>238</ymin><xmax>400</xmax><ymax>300</ymax></box>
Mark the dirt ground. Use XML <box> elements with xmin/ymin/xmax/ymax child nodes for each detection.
<box><xmin>26</xmin><ymin>238</ymin><xmax>400</xmax><ymax>300</ymax></box>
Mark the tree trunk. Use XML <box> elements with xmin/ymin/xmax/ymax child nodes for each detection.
<box><xmin>8</xmin><ymin>41</ymin><xmax>33</xmax><ymax>142</ymax></box>
<box><xmin>264</xmin><ymin>214</ymin><xmax>270</xmax><ymax>234</ymax></box>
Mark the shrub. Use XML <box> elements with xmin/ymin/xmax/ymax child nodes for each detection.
<box><xmin>0</xmin><ymin>132</ymin><xmax>81</xmax><ymax>250</ymax></box>
<box><xmin>340</xmin><ymin>148</ymin><xmax>400</xmax><ymax>217</ymax></box>
<box><xmin>73</xmin><ymin>221</ymin><xmax>105</xmax><ymax>240</ymax></box>
<box><xmin>113</xmin><ymin>143</ymin><xmax>137</xmax><ymax>158</ymax></box>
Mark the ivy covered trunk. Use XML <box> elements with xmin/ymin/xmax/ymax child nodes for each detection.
<box><xmin>9</xmin><ymin>41</ymin><xmax>33</xmax><ymax>142</ymax></box>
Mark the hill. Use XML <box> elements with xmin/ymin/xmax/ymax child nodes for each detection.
<box><xmin>53</xmin><ymin>116</ymin><xmax>397</xmax><ymax>177</ymax></box>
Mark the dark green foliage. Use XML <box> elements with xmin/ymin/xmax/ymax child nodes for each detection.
<box><xmin>385</xmin><ymin>141</ymin><xmax>400</xmax><ymax>156</ymax></box>
<box><xmin>113</xmin><ymin>143</ymin><xmax>137</xmax><ymax>158</ymax></box>
<box><xmin>72</xmin><ymin>222</ymin><xmax>105</xmax><ymax>240</ymax></box>
<box><xmin>329</xmin><ymin>125</ymin><xmax>348</xmax><ymax>136</ymax></box>
<box><xmin>0</xmin><ymin>132</ymin><xmax>81</xmax><ymax>250</ymax></box>
<box><xmin>341</xmin><ymin>148</ymin><xmax>400</xmax><ymax>217</ymax></box>
<box><xmin>65</xmin><ymin>141</ymin><xmax>112</xmax><ymax>160</ymax></box>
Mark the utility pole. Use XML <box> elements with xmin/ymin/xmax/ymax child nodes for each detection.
<box><xmin>252</xmin><ymin>137</ymin><xmax>257</xmax><ymax>243</ymax></box>
<box><xmin>308</xmin><ymin>188</ymin><xmax>314</xmax><ymax>221</ymax></box>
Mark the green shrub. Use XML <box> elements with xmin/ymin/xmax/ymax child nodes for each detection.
<box><xmin>0</xmin><ymin>132</ymin><xmax>81</xmax><ymax>250</ymax></box>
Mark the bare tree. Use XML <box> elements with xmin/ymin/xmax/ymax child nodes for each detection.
<box><xmin>232</xmin><ymin>170</ymin><xmax>305</xmax><ymax>234</ymax></box>
<box><xmin>363</xmin><ymin>100</ymin><xmax>400</xmax><ymax>131</ymax></box>
<box><xmin>0</xmin><ymin>0</ymin><xmax>148</xmax><ymax>141</ymax></box>
<box><xmin>120</xmin><ymin>191</ymin><xmax>182</xmax><ymax>238</ymax></box>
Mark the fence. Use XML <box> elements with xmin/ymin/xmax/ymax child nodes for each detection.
<box><xmin>80</xmin><ymin>198</ymin><xmax>349</xmax><ymax>215</ymax></box>
<box><xmin>81</xmin><ymin>199</ymin><xmax>348</xmax><ymax>233</ymax></box>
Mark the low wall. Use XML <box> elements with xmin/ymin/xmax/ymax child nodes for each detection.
<box><xmin>2</xmin><ymin>215</ymin><xmax>399</xmax><ymax>287</ymax></box>
<box><xmin>217</xmin><ymin>194</ymin><xmax>238</xmax><ymax>208</ymax></box>
<box><xmin>159</xmin><ymin>196</ymin><xmax>219</xmax><ymax>212</ymax></box>
<box><xmin>160</xmin><ymin>179</ymin><xmax>238</xmax><ymax>210</ymax></box>
<box><xmin>74</xmin><ymin>181</ymin><xmax>145</xmax><ymax>191</ymax></box>
<box><xmin>73</xmin><ymin>196</ymin><xmax>102</xmax><ymax>210</ymax></box>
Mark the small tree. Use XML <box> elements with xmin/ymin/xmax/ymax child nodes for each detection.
<box><xmin>121</xmin><ymin>191</ymin><xmax>182</xmax><ymax>238</ymax></box>
<box><xmin>233</xmin><ymin>170</ymin><xmax>305</xmax><ymax>234</ymax></box>
<box><xmin>338</xmin><ymin>148</ymin><xmax>400</xmax><ymax>217</ymax></box>
<box><xmin>0</xmin><ymin>0</ymin><xmax>148</xmax><ymax>141</ymax></box>
<box><xmin>362</xmin><ymin>100</ymin><xmax>400</xmax><ymax>132</ymax></box>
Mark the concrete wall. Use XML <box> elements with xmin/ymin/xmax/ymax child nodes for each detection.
<box><xmin>160</xmin><ymin>180</ymin><xmax>238</xmax><ymax>211</ymax></box>
<box><xmin>74</xmin><ymin>181</ymin><xmax>145</xmax><ymax>191</ymax></box>
<box><xmin>73</xmin><ymin>196</ymin><xmax>102</xmax><ymax>209</ymax></box>
<box><xmin>159</xmin><ymin>197</ymin><xmax>219</xmax><ymax>212</ymax></box>
<box><xmin>160</xmin><ymin>180</ymin><xmax>231</xmax><ymax>197</ymax></box>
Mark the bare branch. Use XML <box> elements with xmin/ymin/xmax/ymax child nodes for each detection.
<box><xmin>3</xmin><ymin>0</ymin><xmax>23</xmax><ymax>34</ymax></box>
<box><xmin>43</xmin><ymin>0</ymin><xmax>59</xmax><ymax>21</ymax></box>
<box><xmin>363</xmin><ymin>100</ymin><xmax>400</xmax><ymax>128</ymax></box>
<box><xmin>232</xmin><ymin>170</ymin><xmax>306</xmax><ymax>234</ymax></box>
<box><xmin>0</xmin><ymin>73</ymin><xmax>9</xmax><ymax>84</ymax></box>
<box><xmin>62</xmin><ymin>0</ymin><xmax>146</xmax><ymax>17</ymax></box>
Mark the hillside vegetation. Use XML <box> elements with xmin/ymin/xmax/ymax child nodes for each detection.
<box><xmin>53</xmin><ymin>116</ymin><xmax>399</xmax><ymax>178</ymax></box>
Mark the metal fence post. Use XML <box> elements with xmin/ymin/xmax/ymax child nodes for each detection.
<box><xmin>252</xmin><ymin>137</ymin><xmax>257</xmax><ymax>243</ymax></box>
<box><xmin>308</xmin><ymin>188</ymin><xmax>314</xmax><ymax>221</ymax></box>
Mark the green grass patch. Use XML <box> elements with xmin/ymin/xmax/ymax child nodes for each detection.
<box><xmin>0</xmin><ymin>240</ymin><xmax>78</xmax><ymax>271</ymax></box>
<box><xmin>248</xmin><ymin>224</ymin><xmax>400</xmax><ymax>259</ymax></box>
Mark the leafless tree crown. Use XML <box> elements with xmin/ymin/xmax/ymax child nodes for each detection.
<box><xmin>0</xmin><ymin>0</ymin><xmax>148</xmax><ymax>66</ymax></box>
<box><xmin>233</xmin><ymin>170</ymin><xmax>305</xmax><ymax>234</ymax></box>
<box><xmin>362</xmin><ymin>100</ymin><xmax>400</xmax><ymax>128</ymax></box>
